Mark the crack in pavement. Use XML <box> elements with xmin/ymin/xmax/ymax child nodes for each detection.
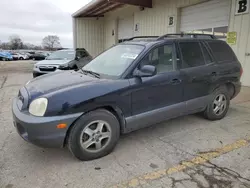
<box><xmin>0</xmin><ymin>76</ymin><xmax>7</xmax><ymax>89</ymax></box>
<box><xmin>170</xmin><ymin>162</ymin><xmax>250</xmax><ymax>188</ymax></box>
<box><xmin>111</xmin><ymin>139</ymin><xmax>250</xmax><ymax>188</ymax></box>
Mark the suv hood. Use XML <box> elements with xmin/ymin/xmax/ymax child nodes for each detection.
<box><xmin>25</xmin><ymin>71</ymin><xmax>99</xmax><ymax>98</ymax></box>
<box><xmin>36</xmin><ymin>59</ymin><xmax>72</xmax><ymax>65</ymax></box>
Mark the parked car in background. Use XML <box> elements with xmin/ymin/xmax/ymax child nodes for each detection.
<box><xmin>27</xmin><ymin>52</ymin><xmax>35</xmax><ymax>59</ymax></box>
<box><xmin>11</xmin><ymin>53</ymin><xmax>19</xmax><ymax>60</ymax></box>
<box><xmin>30</xmin><ymin>52</ymin><xmax>49</xmax><ymax>60</ymax></box>
<box><xmin>33</xmin><ymin>48</ymin><xmax>92</xmax><ymax>77</ymax></box>
<box><xmin>0</xmin><ymin>52</ymin><xmax>13</xmax><ymax>61</ymax></box>
<box><xmin>13</xmin><ymin>33</ymin><xmax>242</xmax><ymax>161</ymax></box>
<box><xmin>14</xmin><ymin>53</ymin><xmax>29</xmax><ymax>60</ymax></box>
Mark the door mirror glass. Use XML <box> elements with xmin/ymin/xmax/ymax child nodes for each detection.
<box><xmin>133</xmin><ymin>65</ymin><xmax>156</xmax><ymax>77</ymax></box>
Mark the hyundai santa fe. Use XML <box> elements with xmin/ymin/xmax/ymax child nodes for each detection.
<box><xmin>12</xmin><ymin>33</ymin><xmax>242</xmax><ymax>161</ymax></box>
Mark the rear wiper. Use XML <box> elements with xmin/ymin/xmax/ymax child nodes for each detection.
<box><xmin>81</xmin><ymin>69</ymin><xmax>100</xmax><ymax>78</ymax></box>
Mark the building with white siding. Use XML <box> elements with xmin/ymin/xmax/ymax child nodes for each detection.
<box><xmin>72</xmin><ymin>0</ymin><xmax>250</xmax><ymax>86</ymax></box>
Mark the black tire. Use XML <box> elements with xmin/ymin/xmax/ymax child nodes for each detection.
<box><xmin>68</xmin><ymin>109</ymin><xmax>120</xmax><ymax>161</ymax></box>
<box><xmin>203</xmin><ymin>86</ymin><xmax>230</xmax><ymax>121</ymax></box>
<box><xmin>19</xmin><ymin>57</ymin><xmax>24</xmax><ymax>60</ymax></box>
<box><xmin>33</xmin><ymin>73</ymin><xmax>38</xmax><ymax>78</ymax></box>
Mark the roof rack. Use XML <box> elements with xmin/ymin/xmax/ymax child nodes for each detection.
<box><xmin>157</xmin><ymin>33</ymin><xmax>217</xmax><ymax>40</ymax></box>
<box><xmin>125</xmin><ymin>36</ymin><xmax>159</xmax><ymax>41</ymax></box>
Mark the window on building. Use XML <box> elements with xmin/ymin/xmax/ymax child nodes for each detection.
<box><xmin>208</xmin><ymin>41</ymin><xmax>236</xmax><ymax>63</ymax></box>
<box><xmin>179</xmin><ymin>42</ymin><xmax>205</xmax><ymax>68</ymax></box>
<box><xmin>185</xmin><ymin>26</ymin><xmax>228</xmax><ymax>40</ymax></box>
<box><xmin>214</xmin><ymin>26</ymin><xmax>228</xmax><ymax>40</ymax></box>
<box><xmin>140</xmin><ymin>45</ymin><xmax>174</xmax><ymax>73</ymax></box>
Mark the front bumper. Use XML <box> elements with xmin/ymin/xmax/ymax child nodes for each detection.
<box><xmin>33</xmin><ymin>66</ymin><xmax>59</xmax><ymax>77</ymax></box>
<box><xmin>12</xmin><ymin>98</ymin><xmax>82</xmax><ymax>148</ymax></box>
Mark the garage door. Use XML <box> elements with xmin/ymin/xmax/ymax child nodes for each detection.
<box><xmin>180</xmin><ymin>0</ymin><xmax>230</xmax><ymax>39</ymax></box>
<box><xmin>118</xmin><ymin>16</ymin><xmax>134</xmax><ymax>42</ymax></box>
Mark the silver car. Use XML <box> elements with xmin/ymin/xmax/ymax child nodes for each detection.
<box><xmin>33</xmin><ymin>49</ymin><xmax>92</xmax><ymax>77</ymax></box>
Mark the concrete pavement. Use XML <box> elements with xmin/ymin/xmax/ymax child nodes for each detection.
<box><xmin>0</xmin><ymin>61</ymin><xmax>250</xmax><ymax>188</ymax></box>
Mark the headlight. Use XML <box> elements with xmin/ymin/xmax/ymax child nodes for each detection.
<box><xmin>29</xmin><ymin>98</ymin><xmax>48</xmax><ymax>116</ymax></box>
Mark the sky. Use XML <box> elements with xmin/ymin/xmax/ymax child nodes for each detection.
<box><xmin>0</xmin><ymin>0</ymin><xmax>92</xmax><ymax>48</ymax></box>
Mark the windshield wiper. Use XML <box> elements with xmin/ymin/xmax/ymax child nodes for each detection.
<box><xmin>81</xmin><ymin>69</ymin><xmax>100</xmax><ymax>78</ymax></box>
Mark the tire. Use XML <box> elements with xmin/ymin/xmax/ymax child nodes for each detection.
<box><xmin>33</xmin><ymin>73</ymin><xmax>38</xmax><ymax>78</ymax></box>
<box><xmin>19</xmin><ymin>57</ymin><xmax>24</xmax><ymax>60</ymax></box>
<box><xmin>203</xmin><ymin>86</ymin><xmax>230</xmax><ymax>121</ymax></box>
<box><xmin>68</xmin><ymin>109</ymin><xmax>120</xmax><ymax>161</ymax></box>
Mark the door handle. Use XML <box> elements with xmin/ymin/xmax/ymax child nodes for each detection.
<box><xmin>171</xmin><ymin>78</ymin><xmax>182</xmax><ymax>85</ymax></box>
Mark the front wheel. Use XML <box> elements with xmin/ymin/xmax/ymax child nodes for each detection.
<box><xmin>203</xmin><ymin>87</ymin><xmax>230</xmax><ymax>120</ymax></box>
<box><xmin>68</xmin><ymin>109</ymin><xmax>120</xmax><ymax>161</ymax></box>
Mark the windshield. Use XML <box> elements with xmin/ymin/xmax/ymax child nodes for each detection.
<box><xmin>47</xmin><ymin>50</ymin><xmax>75</xmax><ymax>60</ymax></box>
<box><xmin>83</xmin><ymin>45</ymin><xmax>144</xmax><ymax>77</ymax></box>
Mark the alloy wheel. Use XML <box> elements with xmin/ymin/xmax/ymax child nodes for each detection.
<box><xmin>80</xmin><ymin>120</ymin><xmax>112</xmax><ymax>153</ymax></box>
<box><xmin>213</xmin><ymin>94</ymin><xmax>227</xmax><ymax>116</ymax></box>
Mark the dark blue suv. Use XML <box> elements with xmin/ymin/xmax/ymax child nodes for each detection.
<box><xmin>12</xmin><ymin>34</ymin><xmax>242</xmax><ymax>161</ymax></box>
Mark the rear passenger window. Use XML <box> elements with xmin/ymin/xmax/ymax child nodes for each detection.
<box><xmin>208</xmin><ymin>41</ymin><xmax>236</xmax><ymax>63</ymax></box>
<box><xmin>179</xmin><ymin>42</ymin><xmax>205</xmax><ymax>68</ymax></box>
<box><xmin>201</xmin><ymin>43</ymin><xmax>213</xmax><ymax>64</ymax></box>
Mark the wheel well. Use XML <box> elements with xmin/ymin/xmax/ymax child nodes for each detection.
<box><xmin>63</xmin><ymin>106</ymin><xmax>125</xmax><ymax>147</ymax></box>
<box><xmin>212</xmin><ymin>83</ymin><xmax>235</xmax><ymax>99</ymax></box>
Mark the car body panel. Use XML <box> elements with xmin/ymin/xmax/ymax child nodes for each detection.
<box><xmin>128</xmin><ymin>71</ymin><xmax>183</xmax><ymax>116</ymax></box>
<box><xmin>125</xmin><ymin>95</ymin><xmax>211</xmax><ymax>133</ymax></box>
<box><xmin>25</xmin><ymin>71</ymin><xmax>132</xmax><ymax>117</ymax></box>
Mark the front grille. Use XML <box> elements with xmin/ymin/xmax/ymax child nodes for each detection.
<box><xmin>39</xmin><ymin>66</ymin><xmax>56</xmax><ymax>72</ymax></box>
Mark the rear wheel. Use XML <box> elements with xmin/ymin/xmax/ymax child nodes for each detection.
<box><xmin>68</xmin><ymin>109</ymin><xmax>120</xmax><ymax>161</ymax></box>
<box><xmin>203</xmin><ymin>86</ymin><xmax>230</xmax><ymax>120</ymax></box>
<box><xmin>19</xmin><ymin>57</ymin><xmax>24</xmax><ymax>60</ymax></box>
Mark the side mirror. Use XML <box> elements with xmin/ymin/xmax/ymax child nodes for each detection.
<box><xmin>133</xmin><ymin>65</ymin><xmax>156</xmax><ymax>77</ymax></box>
<box><xmin>75</xmin><ymin>56</ymin><xmax>80</xmax><ymax>61</ymax></box>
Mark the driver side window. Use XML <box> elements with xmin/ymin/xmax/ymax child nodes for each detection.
<box><xmin>139</xmin><ymin>44</ymin><xmax>174</xmax><ymax>74</ymax></box>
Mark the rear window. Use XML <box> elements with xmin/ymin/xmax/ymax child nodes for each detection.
<box><xmin>207</xmin><ymin>41</ymin><xmax>236</xmax><ymax>63</ymax></box>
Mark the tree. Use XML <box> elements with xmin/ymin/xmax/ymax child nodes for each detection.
<box><xmin>0</xmin><ymin>42</ymin><xmax>11</xmax><ymax>50</ymax></box>
<box><xmin>42</xmin><ymin>35</ymin><xmax>61</xmax><ymax>50</ymax></box>
<box><xmin>9</xmin><ymin>35</ymin><xmax>23</xmax><ymax>50</ymax></box>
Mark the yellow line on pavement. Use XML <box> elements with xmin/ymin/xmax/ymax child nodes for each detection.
<box><xmin>111</xmin><ymin>138</ymin><xmax>249</xmax><ymax>188</ymax></box>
